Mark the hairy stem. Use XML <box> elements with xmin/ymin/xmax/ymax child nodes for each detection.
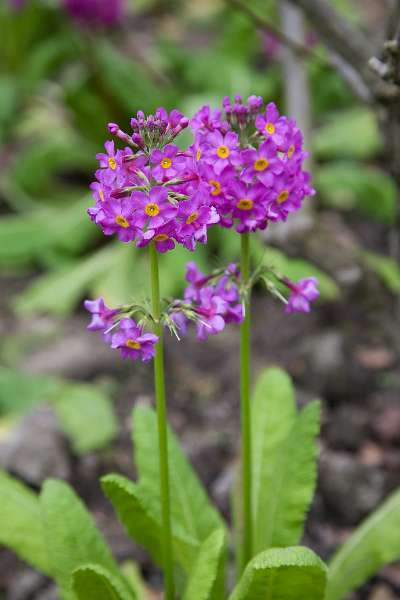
<box><xmin>240</xmin><ymin>232</ymin><xmax>253</xmax><ymax>569</ymax></box>
<box><xmin>149</xmin><ymin>243</ymin><xmax>175</xmax><ymax>600</ymax></box>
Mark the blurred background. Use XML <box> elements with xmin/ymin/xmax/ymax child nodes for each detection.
<box><xmin>0</xmin><ymin>0</ymin><xmax>400</xmax><ymax>598</ymax></box>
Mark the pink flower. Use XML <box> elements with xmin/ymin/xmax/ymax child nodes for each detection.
<box><xmin>284</xmin><ymin>277</ymin><xmax>319</xmax><ymax>313</ymax></box>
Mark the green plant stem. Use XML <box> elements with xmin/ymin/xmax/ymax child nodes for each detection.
<box><xmin>149</xmin><ymin>242</ymin><xmax>175</xmax><ymax>600</ymax></box>
<box><xmin>240</xmin><ymin>231</ymin><xmax>253</xmax><ymax>570</ymax></box>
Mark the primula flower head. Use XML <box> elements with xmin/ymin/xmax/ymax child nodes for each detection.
<box><xmin>62</xmin><ymin>0</ymin><xmax>124</xmax><ymax>26</ymax></box>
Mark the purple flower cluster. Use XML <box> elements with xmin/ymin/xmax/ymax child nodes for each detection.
<box><xmin>88</xmin><ymin>108</ymin><xmax>219</xmax><ymax>253</ymax></box>
<box><xmin>192</xmin><ymin>95</ymin><xmax>314</xmax><ymax>233</ymax></box>
<box><xmin>172</xmin><ymin>262</ymin><xmax>244</xmax><ymax>341</ymax></box>
<box><xmin>84</xmin><ymin>298</ymin><xmax>158</xmax><ymax>362</ymax></box>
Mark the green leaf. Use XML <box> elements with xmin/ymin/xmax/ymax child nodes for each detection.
<box><xmin>252</xmin><ymin>368</ymin><xmax>320</xmax><ymax>553</ymax></box>
<box><xmin>229</xmin><ymin>546</ymin><xmax>327</xmax><ymax>600</ymax></box>
<box><xmin>0</xmin><ymin>367</ymin><xmax>59</xmax><ymax>417</ymax></box>
<box><xmin>326</xmin><ymin>489</ymin><xmax>400</xmax><ymax>600</ymax></box>
<box><xmin>41</xmin><ymin>479</ymin><xmax>127</xmax><ymax>600</ymax></box>
<box><xmin>72</xmin><ymin>564</ymin><xmax>134</xmax><ymax>600</ymax></box>
<box><xmin>0</xmin><ymin>470</ymin><xmax>50</xmax><ymax>574</ymax></box>
<box><xmin>313</xmin><ymin>108</ymin><xmax>381</xmax><ymax>159</ymax></box>
<box><xmin>133</xmin><ymin>406</ymin><xmax>224</xmax><ymax>543</ymax></box>
<box><xmin>362</xmin><ymin>250</ymin><xmax>400</xmax><ymax>294</ymax></box>
<box><xmin>315</xmin><ymin>162</ymin><xmax>396</xmax><ymax>224</ymax></box>
<box><xmin>183</xmin><ymin>529</ymin><xmax>226</xmax><ymax>600</ymax></box>
<box><xmin>51</xmin><ymin>383</ymin><xmax>117</xmax><ymax>454</ymax></box>
<box><xmin>101</xmin><ymin>473</ymin><xmax>198</xmax><ymax>573</ymax></box>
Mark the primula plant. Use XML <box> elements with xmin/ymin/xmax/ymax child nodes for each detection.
<box><xmin>1</xmin><ymin>95</ymin><xmax>400</xmax><ymax>600</ymax></box>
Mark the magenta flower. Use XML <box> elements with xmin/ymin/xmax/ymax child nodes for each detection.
<box><xmin>131</xmin><ymin>187</ymin><xmax>177</xmax><ymax>230</ymax></box>
<box><xmin>229</xmin><ymin>181</ymin><xmax>269</xmax><ymax>233</ymax></box>
<box><xmin>177</xmin><ymin>196</ymin><xmax>219</xmax><ymax>250</ymax></box>
<box><xmin>284</xmin><ymin>277</ymin><xmax>319</xmax><ymax>313</ymax></box>
<box><xmin>62</xmin><ymin>0</ymin><xmax>124</xmax><ymax>26</ymax></box>
<box><xmin>255</xmin><ymin>103</ymin><xmax>287</xmax><ymax>147</ymax></box>
<box><xmin>92</xmin><ymin>197</ymin><xmax>136</xmax><ymax>242</ymax></box>
<box><xmin>84</xmin><ymin>298</ymin><xmax>118</xmax><ymax>332</ymax></box>
<box><xmin>202</xmin><ymin>130</ymin><xmax>241</xmax><ymax>174</ymax></box>
<box><xmin>151</xmin><ymin>144</ymin><xmax>186</xmax><ymax>182</ymax></box>
<box><xmin>137</xmin><ymin>221</ymin><xmax>177</xmax><ymax>253</ymax></box>
<box><xmin>111</xmin><ymin>318</ymin><xmax>158</xmax><ymax>362</ymax></box>
<box><xmin>241</xmin><ymin>139</ymin><xmax>283</xmax><ymax>185</ymax></box>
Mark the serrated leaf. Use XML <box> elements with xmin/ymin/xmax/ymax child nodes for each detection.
<box><xmin>229</xmin><ymin>546</ymin><xmax>327</xmax><ymax>600</ymax></box>
<box><xmin>101</xmin><ymin>473</ymin><xmax>198</xmax><ymax>573</ymax></box>
<box><xmin>41</xmin><ymin>479</ymin><xmax>127</xmax><ymax>600</ymax></box>
<box><xmin>183</xmin><ymin>528</ymin><xmax>226</xmax><ymax>600</ymax></box>
<box><xmin>51</xmin><ymin>383</ymin><xmax>117</xmax><ymax>454</ymax></box>
<box><xmin>315</xmin><ymin>162</ymin><xmax>396</xmax><ymax>224</ymax></box>
<box><xmin>313</xmin><ymin>108</ymin><xmax>381</xmax><ymax>159</ymax></box>
<box><xmin>0</xmin><ymin>470</ymin><xmax>50</xmax><ymax>574</ymax></box>
<box><xmin>72</xmin><ymin>564</ymin><xmax>134</xmax><ymax>600</ymax></box>
<box><xmin>252</xmin><ymin>368</ymin><xmax>320</xmax><ymax>554</ymax></box>
<box><xmin>133</xmin><ymin>406</ymin><xmax>224</xmax><ymax>543</ymax></box>
<box><xmin>326</xmin><ymin>489</ymin><xmax>400</xmax><ymax>600</ymax></box>
<box><xmin>362</xmin><ymin>250</ymin><xmax>400</xmax><ymax>294</ymax></box>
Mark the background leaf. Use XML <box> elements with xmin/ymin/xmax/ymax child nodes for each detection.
<box><xmin>183</xmin><ymin>529</ymin><xmax>226</xmax><ymax>600</ymax></box>
<box><xmin>72</xmin><ymin>564</ymin><xmax>135</xmax><ymax>600</ymax></box>
<box><xmin>229</xmin><ymin>546</ymin><xmax>327</xmax><ymax>600</ymax></box>
<box><xmin>132</xmin><ymin>406</ymin><xmax>224</xmax><ymax>544</ymax></box>
<box><xmin>252</xmin><ymin>368</ymin><xmax>320</xmax><ymax>553</ymax></box>
<box><xmin>325</xmin><ymin>489</ymin><xmax>400</xmax><ymax>600</ymax></box>
<box><xmin>362</xmin><ymin>250</ymin><xmax>400</xmax><ymax>294</ymax></box>
<box><xmin>0</xmin><ymin>470</ymin><xmax>50</xmax><ymax>574</ymax></box>
<box><xmin>41</xmin><ymin>479</ymin><xmax>128</xmax><ymax>599</ymax></box>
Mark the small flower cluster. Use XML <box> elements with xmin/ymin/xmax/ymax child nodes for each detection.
<box><xmin>192</xmin><ymin>95</ymin><xmax>314</xmax><ymax>233</ymax></box>
<box><xmin>88</xmin><ymin>108</ymin><xmax>219</xmax><ymax>253</ymax></box>
<box><xmin>169</xmin><ymin>262</ymin><xmax>244</xmax><ymax>341</ymax></box>
<box><xmin>84</xmin><ymin>298</ymin><xmax>158</xmax><ymax>362</ymax></box>
<box><xmin>8</xmin><ymin>0</ymin><xmax>125</xmax><ymax>26</ymax></box>
<box><xmin>284</xmin><ymin>277</ymin><xmax>319</xmax><ymax>314</ymax></box>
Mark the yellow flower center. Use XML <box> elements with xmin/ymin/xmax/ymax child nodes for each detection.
<box><xmin>254</xmin><ymin>158</ymin><xmax>269</xmax><ymax>171</ymax></box>
<box><xmin>265</xmin><ymin>122</ymin><xmax>275</xmax><ymax>135</ymax></box>
<box><xmin>236</xmin><ymin>198</ymin><xmax>253</xmax><ymax>211</ymax></box>
<box><xmin>126</xmin><ymin>339</ymin><xmax>141</xmax><ymax>350</ymax></box>
<box><xmin>277</xmin><ymin>190</ymin><xmax>289</xmax><ymax>204</ymax></box>
<box><xmin>145</xmin><ymin>203</ymin><xmax>160</xmax><ymax>217</ymax></box>
<box><xmin>209</xmin><ymin>179</ymin><xmax>221</xmax><ymax>196</ymax></box>
<box><xmin>154</xmin><ymin>233</ymin><xmax>169</xmax><ymax>242</ymax></box>
<box><xmin>216</xmin><ymin>145</ymin><xmax>230</xmax><ymax>159</ymax></box>
<box><xmin>108</xmin><ymin>156</ymin><xmax>117</xmax><ymax>170</ymax></box>
<box><xmin>115</xmin><ymin>215</ymin><xmax>129</xmax><ymax>228</ymax></box>
<box><xmin>186</xmin><ymin>212</ymin><xmax>198</xmax><ymax>225</ymax></box>
<box><xmin>161</xmin><ymin>157</ymin><xmax>172</xmax><ymax>169</ymax></box>
<box><xmin>99</xmin><ymin>189</ymin><xmax>105</xmax><ymax>202</ymax></box>
<box><xmin>287</xmin><ymin>144</ymin><xmax>295</xmax><ymax>158</ymax></box>
<box><xmin>196</xmin><ymin>148</ymin><xmax>201</xmax><ymax>161</ymax></box>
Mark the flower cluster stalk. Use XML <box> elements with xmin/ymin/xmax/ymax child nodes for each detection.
<box><xmin>149</xmin><ymin>242</ymin><xmax>175</xmax><ymax>600</ymax></box>
<box><xmin>239</xmin><ymin>232</ymin><xmax>253</xmax><ymax>570</ymax></box>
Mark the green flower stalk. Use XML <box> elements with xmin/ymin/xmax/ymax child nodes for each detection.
<box><xmin>149</xmin><ymin>242</ymin><xmax>175</xmax><ymax>600</ymax></box>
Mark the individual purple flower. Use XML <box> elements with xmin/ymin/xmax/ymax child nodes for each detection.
<box><xmin>195</xmin><ymin>287</ymin><xmax>228</xmax><ymax>341</ymax></box>
<box><xmin>151</xmin><ymin>144</ymin><xmax>186</xmax><ymax>182</ymax></box>
<box><xmin>177</xmin><ymin>196</ymin><xmax>219</xmax><ymax>250</ymax></box>
<box><xmin>84</xmin><ymin>298</ymin><xmax>118</xmax><ymax>332</ymax></box>
<box><xmin>229</xmin><ymin>181</ymin><xmax>269</xmax><ymax>233</ymax></box>
<box><xmin>131</xmin><ymin>186</ymin><xmax>177</xmax><ymax>230</ymax></box>
<box><xmin>284</xmin><ymin>277</ymin><xmax>319</xmax><ymax>313</ymax></box>
<box><xmin>241</xmin><ymin>139</ymin><xmax>282</xmax><ymax>185</ymax></box>
<box><xmin>137</xmin><ymin>221</ymin><xmax>177</xmax><ymax>253</ymax></box>
<box><xmin>255</xmin><ymin>102</ymin><xmax>287</xmax><ymax>147</ymax></box>
<box><xmin>92</xmin><ymin>197</ymin><xmax>136</xmax><ymax>242</ymax></box>
<box><xmin>202</xmin><ymin>130</ymin><xmax>241</xmax><ymax>174</ymax></box>
<box><xmin>111</xmin><ymin>318</ymin><xmax>158</xmax><ymax>361</ymax></box>
<box><xmin>266</xmin><ymin>174</ymin><xmax>303</xmax><ymax>221</ymax></box>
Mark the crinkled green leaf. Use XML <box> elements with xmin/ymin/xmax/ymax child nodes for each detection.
<box><xmin>252</xmin><ymin>368</ymin><xmax>320</xmax><ymax>553</ymax></box>
<box><xmin>101</xmin><ymin>473</ymin><xmax>198</xmax><ymax>573</ymax></box>
<box><xmin>362</xmin><ymin>250</ymin><xmax>400</xmax><ymax>294</ymax></box>
<box><xmin>183</xmin><ymin>528</ymin><xmax>226</xmax><ymax>600</ymax></box>
<box><xmin>0</xmin><ymin>470</ymin><xmax>50</xmax><ymax>574</ymax></box>
<box><xmin>313</xmin><ymin>108</ymin><xmax>381</xmax><ymax>159</ymax></box>
<box><xmin>315</xmin><ymin>162</ymin><xmax>396</xmax><ymax>224</ymax></box>
<box><xmin>326</xmin><ymin>489</ymin><xmax>400</xmax><ymax>600</ymax></box>
<box><xmin>229</xmin><ymin>546</ymin><xmax>327</xmax><ymax>600</ymax></box>
<box><xmin>72</xmin><ymin>564</ymin><xmax>134</xmax><ymax>600</ymax></box>
<box><xmin>51</xmin><ymin>383</ymin><xmax>117</xmax><ymax>454</ymax></box>
<box><xmin>41</xmin><ymin>479</ymin><xmax>127</xmax><ymax>600</ymax></box>
<box><xmin>133</xmin><ymin>406</ymin><xmax>224</xmax><ymax>543</ymax></box>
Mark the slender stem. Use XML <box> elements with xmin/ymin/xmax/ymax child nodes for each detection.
<box><xmin>240</xmin><ymin>232</ymin><xmax>253</xmax><ymax>570</ymax></box>
<box><xmin>149</xmin><ymin>242</ymin><xmax>175</xmax><ymax>600</ymax></box>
